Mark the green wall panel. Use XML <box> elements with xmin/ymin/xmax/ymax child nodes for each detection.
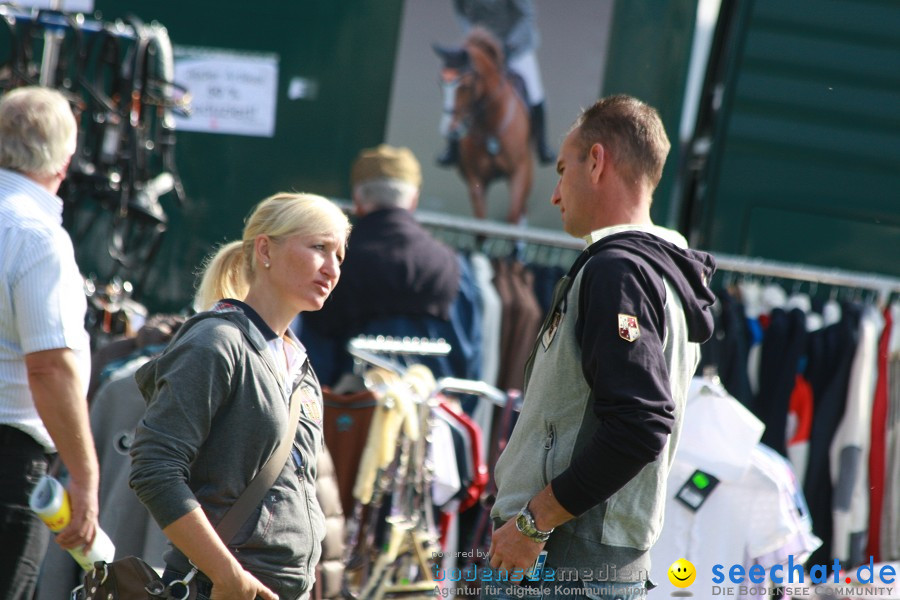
<box><xmin>745</xmin><ymin>207</ymin><xmax>900</xmax><ymax>278</ymax></box>
<box><xmin>601</xmin><ymin>0</ymin><xmax>699</xmax><ymax>227</ymax></box>
<box><xmin>697</xmin><ymin>0</ymin><xmax>900</xmax><ymax>276</ymax></box>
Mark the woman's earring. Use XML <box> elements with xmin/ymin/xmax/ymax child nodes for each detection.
<box><xmin>264</xmin><ymin>262</ymin><xmax>271</xmax><ymax>269</ymax></box>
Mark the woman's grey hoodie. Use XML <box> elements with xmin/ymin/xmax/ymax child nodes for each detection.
<box><xmin>130</xmin><ymin>303</ymin><xmax>326</xmax><ymax>600</ymax></box>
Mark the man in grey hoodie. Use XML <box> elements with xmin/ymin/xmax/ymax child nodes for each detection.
<box><xmin>486</xmin><ymin>95</ymin><xmax>716</xmax><ymax>599</ymax></box>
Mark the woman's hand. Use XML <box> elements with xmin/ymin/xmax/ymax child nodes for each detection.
<box><xmin>161</xmin><ymin>508</ymin><xmax>279</xmax><ymax>600</ymax></box>
<box><xmin>210</xmin><ymin>568</ymin><xmax>278</xmax><ymax>600</ymax></box>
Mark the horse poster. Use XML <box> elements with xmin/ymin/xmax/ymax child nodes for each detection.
<box><xmin>385</xmin><ymin>0</ymin><xmax>615</xmax><ymax>230</ymax></box>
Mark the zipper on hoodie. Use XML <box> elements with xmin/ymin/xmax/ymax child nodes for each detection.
<box><xmin>541</xmin><ymin>424</ymin><xmax>555</xmax><ymax>487</ymax></box>
<box><xmin>297</xmin><ymin>461</ymin><xmax>318</xmax><ymax>576</ymax></box>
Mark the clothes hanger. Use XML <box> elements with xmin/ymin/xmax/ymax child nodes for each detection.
<box><xmin>738</xmin><ymin>276</ymin><xmax>764</xmax><ymax>319</ymax></box>
<box><xmin>785</xmin><ymin>279</ymin><xmax>816</xmax><ymax>330</ymax></box>
<box><xmin>760</xmin><ymin>277</ymin><xmax>787</xmax><ymax>313</ymax></box>
<box><xmin>822</xmin><ymin>287</ymin><xmax>842</xmax><ymax>326</ymax></box>
<box><xmin>697</xmin><ymin>365</ymin><xmax>729</xmax><ymax>398</ymax></box>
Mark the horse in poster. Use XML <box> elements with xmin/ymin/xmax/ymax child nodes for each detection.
<box><xmin>434</xmin><ymin>27</ymin><xmax>533</xmax><ymax>224</ymax></box>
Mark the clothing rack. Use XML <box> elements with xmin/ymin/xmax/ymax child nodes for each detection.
<box><xmin>435</xmin><ymin>376</ymin><xmax>509</xmax><ymax>408</ymax></box>
<box><xmin>331</xmin><ymin>200</ymin><xmax>584</xmax><ymax>250</ymax></box>
<box><xmin>413</xmin><ymin>207</ymin><xmax>585</xmax><ymax>249</ymax></box>
<box><xmin>411</xmin><ymin>210</ymin><xmax>900</xmax><ymax>299</ymax></box>
<box><xmin>339</xmin><ymin>361</ymin><xmax>441</xmax><ymax>599</ymax></box>
<box><xmin>714</xmin><ymin>253</ymin><xmax>900</xmax><ymax>300</ymax></box>
<box><xmin>347</xmin><ymin>336</ymin><xmax>452</xmax><ymax>376</ymax></box>
<box><xmin>348</xmin><ymin>335</ymin><xmax>452</xmax><ymax>356</ymax></box>
<box><xmin>336</xmin><ymin>198</ymin><xmax>900</xmax><ymax>298</ymax></box>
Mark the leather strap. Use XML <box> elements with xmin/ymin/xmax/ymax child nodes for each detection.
<box><xmin>214</xmin><ymin>361</ymin><xmax>308</xmax><ymax>543</ymax></box>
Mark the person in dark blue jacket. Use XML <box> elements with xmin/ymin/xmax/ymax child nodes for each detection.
<box><xmin>300</xmin><ymin>145</ymin><xmax>470</xmax><ymax>386</ymax></box>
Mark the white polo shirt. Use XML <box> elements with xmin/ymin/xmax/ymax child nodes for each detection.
<box><xmin>0</xmin><ymin>168</ymin><xmax>90</xmax><ymax>452</ymax></box>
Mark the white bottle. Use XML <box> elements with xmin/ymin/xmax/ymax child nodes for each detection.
<box><xmin>29</xmin><ymin>475</ymin><xmax>116</xmax><ymax>571</ymax></box>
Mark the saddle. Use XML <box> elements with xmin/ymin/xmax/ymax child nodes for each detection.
<box><xmin>505</xmin><ymin>68</ymin><xmax>530</xmax><ymax>108</ymax></box>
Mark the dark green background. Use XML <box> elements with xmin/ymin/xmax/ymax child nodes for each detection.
<box><xmin>686</xmin><ymin>0</ymin><xmax>900</xmax><ymax>278</ymax></box>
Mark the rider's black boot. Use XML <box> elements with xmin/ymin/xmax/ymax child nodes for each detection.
<box><xmin>436</xmin><ymin>138</ymin><xmax>459</xmax><ymax>167</ymax></box>
<box><xmin>530</xmin><ymin>102</ymin><xmax>555</xmax><ymax>165</ymax></box>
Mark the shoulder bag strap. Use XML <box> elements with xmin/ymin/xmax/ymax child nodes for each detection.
<box><xmin>214</xmin><ymin>361</ymin><xmax>308</xmax><ymax>543</ymax></box>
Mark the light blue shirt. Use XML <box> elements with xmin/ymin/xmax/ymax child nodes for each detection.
<box><xmin>0</xmin><ymin>168</ymin><xmax>90</xmax><ymax>451</ymax></box>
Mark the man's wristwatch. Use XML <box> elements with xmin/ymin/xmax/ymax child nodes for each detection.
<box><xmin>515</xmin><ymin>503</ymin><xmax>554</xmax><ymax>543</ymax></box>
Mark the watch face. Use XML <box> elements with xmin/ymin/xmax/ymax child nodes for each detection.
<box><xmin>516</xmin><ymin>512</ymin><xmax>530</xmax><ymax>530</ymax></box>
<box><xmin>516</xmin><ymin>509</ymin><xmax>539</xmax><ymax>537</ymax></box>
<box><xmin>516</xmin><ymin>506</ymin><xmax>552</xmax><ymax>542</ymax></box>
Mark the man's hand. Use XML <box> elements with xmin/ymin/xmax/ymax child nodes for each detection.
<box><xmin>26</xmin><ymin>348</ymin><xmax>100</xmax><ymax>552</ymax></box>
<box><xmin>488</xmin><ymin>485</ymin><xmax>575</xmax><ymax>580</ymax></box>
<box><xmin>488</xmin><ymin>519</ymin><xmax>545</xmax><ymax>578</ymax></box>
<box><xmin>54</xmin><ymin>476</ymin><xmax>99</xmax><ymax>551</ymax></box>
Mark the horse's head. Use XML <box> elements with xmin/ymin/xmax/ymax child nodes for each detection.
<box><xmin>433</xmin><ymin>27</ymin><xmax>503</xmax><ymax>139</ymax></box>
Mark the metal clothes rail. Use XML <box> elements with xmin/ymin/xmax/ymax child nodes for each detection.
<box><xmin>331</xmin><ymin>201</ymin><xmax>585</xmax><ymax>250</ymax></box>
<box><xmin>714</xmin><ymin>253</ymin><xmax>900</xmax><ymax>297</ymax></box>
<box><xmin>413</xmin><ymin>208</ymin><xmax>900</xmax><ymax>296</ymax></box>
<box><xmin>413</xmin><ymin>207</ymin><xmax>585</xmax><ymax>250</ymax></box>
<box><xmin>333</xmin><ymin>200</ymin><xmax>900</xmax><ymax>296</ymax></box>
<box><xmin>347</xmin><ymin>335</ymin><xmax>451</xmax><ymax>376</ymax></box>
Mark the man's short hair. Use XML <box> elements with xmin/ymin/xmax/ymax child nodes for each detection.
<box><xmin>0</xmin><ymin>86</ymin><xmax>77</xmax><ymax>178</ymax></box>
<box><xmin>354</xmin><ymin>178</ymin><xmax>419</xmax><ymax>211</ymax></box>
<box><xmin>573</xmin><ymin>94</ymin><xmax>671</xmax><ymax>189</ymax></box>
<box><xmin>351</xmin><ymin>144</ymin><xmax>422</xmax><ymax>210</ymax></box>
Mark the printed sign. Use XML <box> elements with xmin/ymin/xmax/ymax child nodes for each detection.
<box><xmin>12</xmin><ymin>0</ymin><xmax>93</xmax><ymax>12</ymax></box>
<box><xmin>174</xmin><ymin>46</ymin><xmax>279</xmax><ymax>138</ymax></box>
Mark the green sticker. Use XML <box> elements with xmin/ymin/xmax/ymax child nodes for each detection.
<box><xmin>692</xmin><ymin>473</ymin><xmax>710</xmax><ymax>489</ymax></box>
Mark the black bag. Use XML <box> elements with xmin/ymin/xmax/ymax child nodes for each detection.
<box><xmin>73</xmin><ymin>556</ymin><xmax>197</xmax><ymax>600</ymax></box>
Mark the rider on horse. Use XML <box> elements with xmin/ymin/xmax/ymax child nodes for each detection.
<box><xmin>437</xmin><ymin>0</ymin><xmax>555</xmax><ymax>167</ymax></box>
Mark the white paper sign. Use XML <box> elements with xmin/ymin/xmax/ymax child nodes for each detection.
<box><xmin>174</xmin><ymin>47</ymin><xmax>279</xmax><ymax>138</ymax></box>
<box><xmin>12</xmin><ymin>0</ymin><xmax>94</xmax><ymax>12</ymax></box>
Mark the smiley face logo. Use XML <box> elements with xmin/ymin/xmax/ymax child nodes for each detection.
<box><xmin>668</xmin><ymin>558</ymin><xmax>696</xmax><ymax>587</ymax></box>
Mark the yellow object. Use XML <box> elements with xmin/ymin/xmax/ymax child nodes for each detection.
<box><xmin>29</xmin><ymin>475</ymin><xmax>71</xmax><ymax>532</ymax></box>
<box><xmin>668</xmin><ymin>558</ymin><xmax>697</xmax><ymax>587</ymax></box>
<box><xmin>29</xmin><ymin>475</ymin><xmax>116</xmax><ymax>570</ymax></box>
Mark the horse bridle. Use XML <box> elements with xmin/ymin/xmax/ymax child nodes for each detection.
<box><xmin>439</xmin><ymin>67</ymin><xmax>517</xmax><ymax>150</ymax></box>
<box><xmin>439</xmin><ymin>68</ymin><xmax>473</xmax><ymax>138</ymax></box>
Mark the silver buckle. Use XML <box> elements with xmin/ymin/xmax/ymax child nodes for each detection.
<box><xmin>166</xmin><ymin>566</ymin><xmax>199</xmax><ymax>600</ymax></box>
<box><xmin>95</xmin><ymin>562</ymin><xmax>109</xmax><ymax>585</ymax></box>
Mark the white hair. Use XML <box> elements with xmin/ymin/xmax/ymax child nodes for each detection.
<box><xmin>353</xmin><ymin>178</ymin><xmax>418</xmax><ymax>211</ymax></box>
<box><xmin>0</xmin><ymin>86</ymin><xmax>77</xmax><ymax>177</ymax></box>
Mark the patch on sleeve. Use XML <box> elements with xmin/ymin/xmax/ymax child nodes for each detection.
<box><xmin>617</xmin><ymin>314</ymin><xmax>640</xmax><ymax>342</ymax></box>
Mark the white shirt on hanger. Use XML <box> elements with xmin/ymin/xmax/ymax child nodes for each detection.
<box><xmin>830</xmin><ymin>304</ymin><xmax>883</xmax><ymax>566</ymax></box>
<box><xmin>469</xmin><ymin>252</ymin><xmax>502</xmax><ymax>388</ymax></box>
<box><xmin>649</xmin><ymin>378</ymin><xmax>821</xmax><ymax>599</ymax></box>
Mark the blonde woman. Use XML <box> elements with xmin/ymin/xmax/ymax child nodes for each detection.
<box><xmin>130</xmin><ymin>193</ymin><xmax>350</xmax><ymax>600</ymax></box>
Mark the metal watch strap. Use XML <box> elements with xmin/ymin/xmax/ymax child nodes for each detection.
<box><xmin>515</xmin><ymin>504</ymin><xmax>553</xmax><ymax>543</ymax></box>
